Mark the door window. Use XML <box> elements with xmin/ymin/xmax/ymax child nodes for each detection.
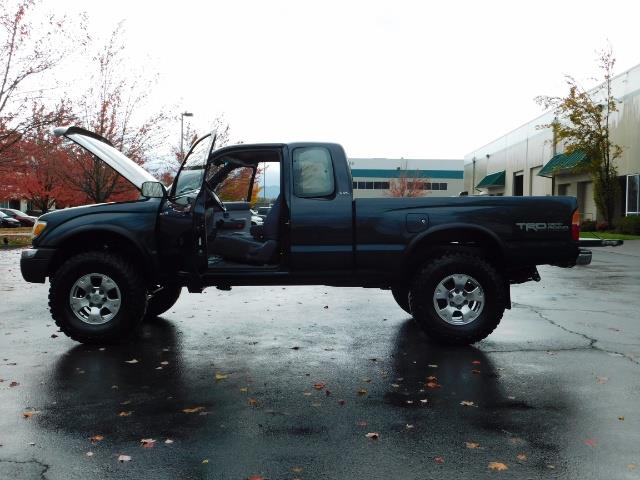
<box><xmin>292</xmin><ymin>147</ymin><xmax>335</xmax><ymax>198</ymax></box>
<box><xmin>171</xmin><ymin>135</ymin><xmax>211</xmax><ymax>205</ymax></box>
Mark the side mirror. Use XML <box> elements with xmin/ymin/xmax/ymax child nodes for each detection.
<box><xmin>141</xmin><ymin>181</ymin><xmax>167</xmax><ymax>198</ymax></box>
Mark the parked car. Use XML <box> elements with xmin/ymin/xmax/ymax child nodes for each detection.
<box><xmin>256</xmin><ymin>206</ymin><xmax>271</xmax><ymax>220</ymax></box>
<box><xmin>0</xmin><ymin>208</ymin><xmax>37</xmax><ymax>227</ymax></box>
<box><xmin>21</xmin><ymin>125</ymin><xmax>610</xmax><ymax>346</ymax></box>
<box><xmin>0</xmin><ymin>211</ymin><xmax>21</xmax><ymax>228</ymax></box>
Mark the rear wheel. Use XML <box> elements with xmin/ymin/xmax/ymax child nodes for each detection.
<box><xmin>409</xmin><ymin>253</ymin><xmax>506</xmax><ymax>345</ymax></box>
<box><xmin>145</xmin><ymin>285</ymin><xmax>182</xmax><ymax>320</ymax></box>
<box><xmin>391</xmin><ymin>286</ymin><xmax>411</xmax><ymax>314</ymax></box>
<box><xmin>49</xmin><ymin>251</ymin><xmax>147</xmax><ymax>344</ymax></box>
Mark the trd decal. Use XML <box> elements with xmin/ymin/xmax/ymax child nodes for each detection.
<box><xmin>515</xmin><ymin>222</ymin><xmax>569</xmax><ymax>232</ymax></box>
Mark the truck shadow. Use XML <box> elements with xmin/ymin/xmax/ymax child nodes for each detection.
<box><xmin>384</xmin><ymin>320</ymin><xmax>567</xmax><ymax>453</ymax></box>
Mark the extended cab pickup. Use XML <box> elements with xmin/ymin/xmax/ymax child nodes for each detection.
<box><xmin>21</xmin><ymin>126</ymin><xmax>594</xmax><ymax>345</ymax></box>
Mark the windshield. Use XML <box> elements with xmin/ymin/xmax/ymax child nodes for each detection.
<box><xmin>171</xmin><ymin>135</ymin><xmax>211</xmax><ymax>200</ymax></box>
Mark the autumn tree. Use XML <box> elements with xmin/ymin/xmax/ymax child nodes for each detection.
<box><xmin>0</xmin><ymin>0</ymin><xmax>83</xmax><ymax>169</ymax></box>
<box><xmin>535</xmin><ymin>48</ymin><xmax>622</xmax><ymax>226</ymax></box>
<box><xmin>388</xmin><ymin>164</ymin><xmax>428</xmax><ymax>197</ymax></box>
<box><xmin>59</xmin><ymin>23</ymin><xmax>167</xmax><ymax>203</ymax></box>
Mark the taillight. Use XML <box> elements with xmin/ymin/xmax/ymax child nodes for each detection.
<box><xmin>571</xmin><ymin>210</ymin><xmax>580</xmax><ymax>241</ymax></box>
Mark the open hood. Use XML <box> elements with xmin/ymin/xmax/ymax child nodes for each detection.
<box><xmin>53</xmin><ymin>126</ymin><xmax>158</xmax><ymax>191</ymax></box>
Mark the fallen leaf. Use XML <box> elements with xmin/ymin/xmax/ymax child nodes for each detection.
<box><xmin>202</xmin><ymin>459</ymin><xmax>209</xmax><ymax>464</ymax></box>
<box><xmin>466</xmin><ymin>442</ymin><xmax>480</xmax><ymax>449</ymax></box>
<box><xmin>140</xmin><ymin>439</ymin><xmax>156</xmax><ymax>448</ymax></box>
<box><xmin>240</xmin><ymin>387</ymin><xmax>248</xmax><ymax>393</ymax></box>
<box><xmin>365</xmin><ymin>432</ymin><xmax>379</xmax><ymax>440</ymax></box>
<box><xmin>313</xmin><ymin>382</ymin><xmax>326</xmax><ymax>390</ymax></box>
<box><xmin>516</xmin><ymin>453</ymin><xmax>527</xmax><ymax>461</ymax></box>
<box><xmin>428</xmin><ymin>364</ymin><xmax>438</xmax><ymax>368</ymax></box>
<box><xmin>89</xmin><ymin>435</ymin><xmax>104</xmax><ymax>444</ymax></box>
<box><xmin>406</xmin><ymin>424</ymin><xmax>414</xmax><ymax>429</ymax></box>
<box><xmin>584</xmin><ymin>438</ymin><xmax>597</xmax><ymax>448</ymax></box>
<box><xmin>124</xmin><ymin>359</ymin><xmax>138</xmax><ymax>364</ymax></box>
<box><xmin>50</xmin><ymin>334</ymin><xmax>58</xmax><ymax>338</ymax></box>
<box><xmin>426</xmin><ymin>381</ymin><xmax>441</xmax><ymax>389</ymax></box>
<box><xmin>164</xmin><ymin>439</ymin><xmax>174</xmax><ymax>444</ymax></box>
<box><xmin>215</xmin><ymin>372</ymin><xmax>229</xmax><ymax>381</ymax></box>
<box><xmin>9</xmin><ymin>381</ymin><xmax>19</xmax><ymax>388</ymax></box>
<box><xmin>391</xmin><ymin>383</ymin><xmax>400</xmax><ymax>388</ymax></box>
<box><xmin>182</xmin><ymin>406</ymin><xmax>205</xmax><ymax>414</ymax></box>
<box><xmin>488</xmin><ymin>461</ymin><xmax>508</xmax><ymax>471</ymax></box>
<box><xmin>311</xmin><ymin>401</ymin><xmax>321</xmax><ymax>407</ymax></box>
<box><xmin>118</xmin><ymin>455</ymin><xmax>131</xmax><ymax>463</ymax></box>
<box><xmin>362</xmin><ymin>378</ymin><xmax>372</xmax><ymax>383</ymax></box>
<box><xmin>434</xmin><ymin>456</ymin><xmax>445</xmax><ymax>464</ymax></box>
<box><xmin>86</xmin><ymin>451</ymin><xmax>94</xmax><ymax>457</ymax></box>
<box><xmin>406</xmin><ymin>400</ymin><xmax>414</xmax><ymax>404</ymax></box>
<box><xmin>338</xmin><ymin>399</ymin><xmax>346</xmax><ymax>405</ymax></box>
<box><xmin>246</xmin><ymin>476</ymin><xmax>263</xmax><ymax>480</ymax></box>
<box><xmin>291</xmin><ymin>466</ymin><xmax>303</xmax><ymax>473</ymax></box>
<box><xmin>471</xmin><ymin>360</ymin><xmax>481</xmax><ymax>365</ymax></box>
<box><xmin>460</xmin><ymin>400</ymin><xmax>475</xmax><ymax>407</ymax></box>
<box><xmin>118</xmin><ymin>411</ymin><xmax>132</xmax><ymax>417</ymax></box>
<box><xmin>247</xmin><ymin>398</ymin><xmax>258</xmax><ymax>407</ymax></box>
<box><xmin>160</xmin><ymin>361</ymin><xmax>169</xmax><ymax>366</ymax></box>
<box><xmin>290</xmin><ymin>346</ymin><xmax>300</xmax><ymax>350</ymax></box>
<box><xmin>471</xmin><ymin>369</ymin><xmax>481</xmax><ymax>375</ymax></box>
<box><xmin>596</xmin><ymin>376</ymin><xmax>608</xmax><ymax>384</ymax></box>
<box><xmin>628</xmin><ymin>463</ymin><xmax>637</xmax><ymax>471</ymax></box>
<box><xmin>357</xmin><ymin>420</ymin><xmax>368</xmax><ymax>426</ymax></box>
<box><xmin>302</xmin><ymin>391</ymin><xmax>312</xmax><ymax>396</ymax></box>
<box><xmin>618</xmin><ymin>416</ymin><xmax>624</xmax><ymax>421</ymax></box>
<box><xmin>357</xmin><ymin>388</ymin><xmax>368</xmax><ymax>396</ymax></box>
<box><xmin>419</xmin><ymin>399</ymin><xmax>428</xmax><ymax>404</ymax></box>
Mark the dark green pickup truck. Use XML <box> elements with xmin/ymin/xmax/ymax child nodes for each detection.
<box><xmin>21</xmin><ymin>126</ymin><xmax>604</xmax><ymax>346</ymax></box>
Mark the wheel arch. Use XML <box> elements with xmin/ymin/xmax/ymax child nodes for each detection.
<box><xmin>46</xmin><ymin>226</ymin><xmax>158</xmax><ymax>286</ymax></box>
<box><xmin>402</xmin><ymin>224</ymin><xmax>505</xmax><ymax>279</ymax></box>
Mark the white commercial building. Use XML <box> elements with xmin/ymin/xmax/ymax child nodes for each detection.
<box><xmin>464</xmin><ymin>62</ymin><xmax>640</xmax><ymax>222</ymax></box>
<box><xmin>348</xmin><ymin>158</ymin><xmax>464</xmax><ymax>198</ymax></box>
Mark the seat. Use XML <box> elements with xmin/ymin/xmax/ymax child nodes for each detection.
<box><xmin>210</xmin><ymin>196</ymin><xmax>281</xmax><ymax>265</ymax></box>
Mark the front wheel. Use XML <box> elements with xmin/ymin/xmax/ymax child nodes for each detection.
<box><xmin>49</xmin><ymin>251</ymin><xmax>147</xmax><ymax>344</ymax></box>
<box><xmin>391</xmin><ymin>286</ymin><xmax>411</xmax><ymax>314</ymax></box>
<box><xmin>409</xmin><ymin>253</ymin><xmax>506</xmax><ymax>345</ymax></box>
<box><xmin>145</xmin><ymin>285</ymin><xmax>182</xmax><ymax>320</ymax></box>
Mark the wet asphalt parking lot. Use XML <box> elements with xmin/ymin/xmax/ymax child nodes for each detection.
<box><xmin>0</xmin><ymin>244</ymin><xmax>639</xmax><ymax>480</ymax></box>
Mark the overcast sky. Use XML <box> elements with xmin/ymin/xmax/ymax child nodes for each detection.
<box><xmin>46</xmin><ymin>0</ymin><xmax>640</xmax><ymax>160</ymax></box>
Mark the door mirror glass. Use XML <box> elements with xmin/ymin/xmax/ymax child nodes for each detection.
<box><xmin>141</xmin><ymin>181</ymin><xmax>167</xmax><ymax>198</ymax></box>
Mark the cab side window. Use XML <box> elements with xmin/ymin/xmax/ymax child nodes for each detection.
<box><xmin>292</xmin><ymin>147</ymin><xmax>335</xmax><ymax>198</ymax></box>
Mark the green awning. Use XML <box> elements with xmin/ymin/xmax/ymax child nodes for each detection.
<box><xmin>538</xmin><ymin>151</ymin><xmax>588</xmax><ymax>177</ymax></box>
<box><xmin>476</xmin><ymin>170</ymin><xmax>505</xmax><ymax>189</ymax></box>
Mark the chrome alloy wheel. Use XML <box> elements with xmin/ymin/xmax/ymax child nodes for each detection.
<box><xmin>69</xmin><ymin>273</ymin><xmax>122</xmax><ymax>325</ymax></box>
<box><xmin>432</xmin><ymin>274</ymin><xmax>485</xmax><ymax>326</ymax></box>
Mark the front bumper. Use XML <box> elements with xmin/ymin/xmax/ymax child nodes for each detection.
<box><xmin>20</xmin><ymin>248</ymin><xmax>56</xmax><ymax>283</ymax></box>
<box><xmin>576</xmin><ymin>249</ymin><xmax>592</xmax><ymax>266</ymax></box>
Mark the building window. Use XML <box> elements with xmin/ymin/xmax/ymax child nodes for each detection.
<box><xmin>439</xmin><ymin>183</ymin><xmax>447</xmax><ymax>190</ymax></box>
<box><xmin>627</xmin><ymin>174</ymin><xmax>640</xmax><ymax>215</ymax></box>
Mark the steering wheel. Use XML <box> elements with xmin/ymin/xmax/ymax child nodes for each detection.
<box><xmin>208</xmin><ymin>187</ymin><xmax>226</xmax><ymax>212</ymax></box>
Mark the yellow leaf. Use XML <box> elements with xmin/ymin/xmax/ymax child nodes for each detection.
<box><xmin>215</xmin><ymin>372</ymin><xmax>229</xmax><ymax>381</ymax></box>
<box><xmin>182</xmin><ymin>406</ymin><xmax>205</xmax><ymax>414</ymax></box>
<box><xmin>89</xmin><ymin>435</ymin><xmax>104</xmax><ymax>444</ymax></box>
<box><xmin>247</xmin><ymin>398</ymin><xmax>258</xmax><ymax>407</ymax></box>
<box><xmin>460</xmin><ymin>400</ymin><xmax>475</xmax><ymax>407</ymax></box>
<box><xmin>357</xmin><ymin>388</ymin><xmax>368</xmax><ymax>396</ymax></box>
<box><xmin>488</xmin><ymin>461</ymin><xmax>508</xmax><ymax>471</ymax></box>
<box><xmin>517</xmin><ymin>453</ymin><xmax>527</xmax><ymax>461</ymax></box>
<box><xmin>291</xmin><ymin>467</ymin><xmax>303</xmax><ymax>473</ymax></box>
<box><xmin>239</xmin><ymin>387</ymin><xmax>248</xmax><ymax>393</ymax></box>
<box><xmin>466</xmin><ymin>442</ymin><xmax>480</xmax><ymax>449</ymax></box>
<box><xmin>202</xmin><ymin>459</ymin><xmax>209</xmax><ymax>464</ymax></box>
<box><xmin>118</xmin><ymin>411</ymin><xmax>132</xmax><ymax>417</ymax></box>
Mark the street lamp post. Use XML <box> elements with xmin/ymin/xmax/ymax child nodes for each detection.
<box><xmin>180</xmin><ymin>111</ymin><xmax>194</xmax><ymax>160</ymax></box>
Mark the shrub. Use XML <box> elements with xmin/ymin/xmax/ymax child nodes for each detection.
<box><xmin>617</xmin><ymin>215</ymin><xmax>640</xmax><ymax>235</ymax></box>
<box><xmin>596</xmin><ymin>221</ymin><xmax>609</xmax><ymax>232</ymax></box>
<box><xmin>581</xmin><ymin>220</ymin><xmax>596</xmax><ymax>232</ymax></box>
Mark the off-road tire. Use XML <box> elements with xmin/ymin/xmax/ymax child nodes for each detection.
<box><xmin>391</xmin><ymin>286</ymin><xmax>411</xmax><ymax>314</ymax></box>
<box><xmin>409</xmin><ymin>253</ymin><xmax>506</xmax><ymax>345</ymax></box>
<box><xmin>49</xmin><ymin>251</ymin><xmax>147</xmax><ymax>344</ymax></box>
<box><xmin>145</xmin><ymin>285</ymin><xmax>182</xmax><ymax>320</ymax></box>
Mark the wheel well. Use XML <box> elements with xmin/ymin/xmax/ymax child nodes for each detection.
<box><xmin>48</xmin><ymin>230</ymin><xmax>154</xmax><ymax>285</ymax></box>
<box><xmin>403</xmin><ymin>228</ymin><xmax>504</xmax><ymax>279</ymax></box>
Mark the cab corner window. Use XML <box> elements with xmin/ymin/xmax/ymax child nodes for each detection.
<box><xmin>292</xmin><ymin>147</ymin><xmax>335</xmax><ymax>198</ymax></box>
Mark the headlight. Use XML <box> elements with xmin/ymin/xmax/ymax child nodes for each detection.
<box><xmin>32</xmin><ymin>220</ymin><xmax>47</xmax><ymax>238</ymax></box>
